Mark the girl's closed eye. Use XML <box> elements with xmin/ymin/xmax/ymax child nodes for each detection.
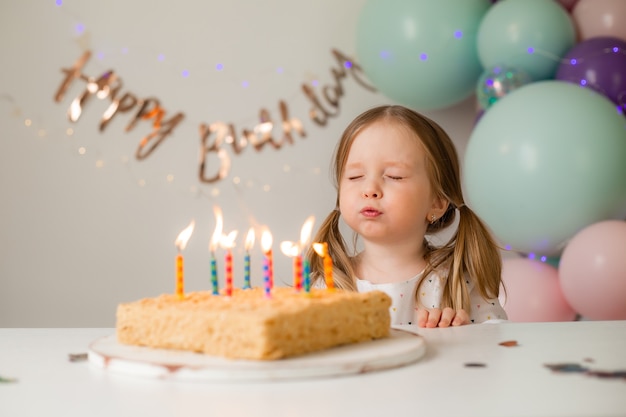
<box><xmin>384</xmin><ymin>170</ymin><xmax>407</xmax><ymax>180</ymax></box>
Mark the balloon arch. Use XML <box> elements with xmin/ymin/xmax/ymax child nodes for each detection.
<box><xmin>355</xmin><ymin>0</ymin><xmax>626</xmax><ymax>321</ymax></box>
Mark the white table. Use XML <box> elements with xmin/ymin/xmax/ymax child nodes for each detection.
<box><xmin>1</xmin><ymin>321</ymin><xmax>625</xmax><ymax>417</ymax></box>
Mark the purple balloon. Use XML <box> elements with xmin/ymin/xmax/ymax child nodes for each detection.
<box><xmin>556</xmin><ymin>36</ymin><xmax>626</xmax><ymax>114</ymax></box>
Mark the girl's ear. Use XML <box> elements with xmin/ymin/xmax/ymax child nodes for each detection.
<box><xmin>427</xmin><ymin>196</ymin><xmax>449</xmax><ymax>223</ymax></box>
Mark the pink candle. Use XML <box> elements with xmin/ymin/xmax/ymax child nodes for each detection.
<box><xmin>225</xmin><ymin>248</ymin><xmax>233</xmax><ymax>296</ymax></box>
<box><xmin>263</xmin><ymin>251</ymin><xmax>271</xmax><ymax>298</ymax></box>
<box><xmin>268</xmin><ymin>249</ymin><xmax>274</xmax><ymax>289</ymax></box>
<box><xmin>294</xmin><ymin>255</ymin><xmax>302</xmax><ymax>291</ymax></box>
<box><xmin>220</xmin><ymin>230</ymin><xmax>238</xmax><ymax>297</ymax></box>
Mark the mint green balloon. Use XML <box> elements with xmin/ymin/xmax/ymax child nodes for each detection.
<box><xmin>464</xmin><ymin>81</ymin><xmax>626</xmax><ymax>255</ymax></box>
<box><xmin>477</xmin><ymin>0</ymin><xmax>576</xmax><ymax>81</ymax></box>
<box><xmin>356</xmin><ymin>0</ymin><xmax>491</xmax><ymax>110</ymax></box>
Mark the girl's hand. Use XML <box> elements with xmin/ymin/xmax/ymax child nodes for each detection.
<box><xmin>416</xmin><ymin>307</ymin><xmax>470</xmax><ymax>328</ymax></box>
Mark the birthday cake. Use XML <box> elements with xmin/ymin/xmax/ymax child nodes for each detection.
<box><xmin>116</xmin><ymin>287</ymin><xmax>391</xmax><ymax>360</ymax></box>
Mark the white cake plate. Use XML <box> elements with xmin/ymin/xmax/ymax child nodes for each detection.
<box><xmin>88</xmin><ymin>328</ymin><xmax>425</xmax><ymax>382</ymax></box>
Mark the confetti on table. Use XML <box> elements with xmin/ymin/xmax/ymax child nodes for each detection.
<box><xmin>464</xmin><ymin>362</ymin><xmax>487</xmax><ymax>368</ymax></box>
<box><xmin>498</xmin><ymin>340</ymin><xmax>519</xmax><ymax>347</ymax></box>
<box><xmin>0</xmin><ymin>375</ymin><xmax>18</xmax><ymax>383</ymax></box>
<box><xmin>544</xmin><ymin>363</ymin><xmax>588</xmax><ymax>373</ymax></box>
<box><xmin>544</xmin><ymin>362</ymin><xmax>626</xmax><ymax>381</ymax></box>
<box><xmin>68</xmin><ymin>353</ymin><xmax>88</xmax><ymax>362</ymax></box>
<box><xmin>586</xmin><ymin>370</ymin><xmax>626</xmax><ymax>380</ymax></box>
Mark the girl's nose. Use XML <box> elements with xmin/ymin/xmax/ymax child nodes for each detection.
<box><xmin>362</xmin><ymin>183</ymin><xmax>382</xmax><ymax>199</ymax></box>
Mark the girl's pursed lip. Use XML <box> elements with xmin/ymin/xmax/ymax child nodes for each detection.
<box><xmin>360</xmin><ymin>207</ymin><xmax>382</xmax><ymax>217</ymax></box>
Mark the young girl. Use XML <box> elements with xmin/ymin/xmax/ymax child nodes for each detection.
<box><xmin>307</xmin><ymin>105</ymin><xmax>507</xmax><ymax>327</ymax></box>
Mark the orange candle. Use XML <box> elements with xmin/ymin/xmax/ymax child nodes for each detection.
<box><xmin>176</xmin><ymin>253</ymin><xmax>184</xmax><ymax>299</ymax></box>
<box><xmin>280</xmin><ymin>241</ymin><xmax>301</xmax><ymax>292</ymax></box>
<box><xmin>174</xmin><ymin>220</ymin><xmax>195</xmax><ymax>300</ymax></box>
<box><xmin>313</xmin><ymin>242</ymin><xmax>334</xmax><ymax>290</ymax></box>
<box><xmin>322</xmin><ymin>243</ymin><xmax>334</xmax><ymax>290</ymax></box>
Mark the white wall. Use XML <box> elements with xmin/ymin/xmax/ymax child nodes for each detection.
<box><xmin>0</xmin><ymin>0</ymin><xmax>478</xmax><ymax>327</ymax></box>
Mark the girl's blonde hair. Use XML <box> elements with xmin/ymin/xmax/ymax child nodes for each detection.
<box><xmin>306</xmin><ymin>105</ymin><xmax>503</xmax><ymax>314</ymax></box>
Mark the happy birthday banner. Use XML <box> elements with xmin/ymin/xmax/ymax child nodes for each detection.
<box><xmin>53</xmin><ymin>49</ymin><xmax>376</xmax><ymax>183</ymax></box>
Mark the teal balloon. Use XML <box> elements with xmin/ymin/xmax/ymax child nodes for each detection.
<box><xmin>543</xmin><ymin>256</ymin><xmax>561</xmax><ymax>269</ymax></box>
<box><xmin>476</xmin><ymin>65</ymin><xmax>532</xmax><ymax>110</ymax></box>
<box><xmin>477</xmin><ymin>0</ymin><xmax>576</xmax><ymax>81</ymax></box>
<box><xmin>464</xmin><ymin>81</ymin><xmax>626</xmax><ymax>255</ymax></box>
<box><xmin>356</xmin><ymin>0</ymin><xmax>491</xmax><ymax>110</ymax></box>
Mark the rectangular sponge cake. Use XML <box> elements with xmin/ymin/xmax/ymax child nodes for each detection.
<box><xmin>116</xmin><ymin>287</ymin><xmax>391</xmax><ymax>360</ymax></box>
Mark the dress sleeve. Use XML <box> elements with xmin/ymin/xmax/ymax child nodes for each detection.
<box><xmin>467</xmin><ymin>278</ymin><xmax>508</xmax><ymax>324</ymax></box>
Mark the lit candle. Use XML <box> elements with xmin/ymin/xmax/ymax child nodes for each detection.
<box><xmin>210</xmin><ymin>206</ymin><xmax>223</xmax><ymax>295</ymax></box>
<box><xmin>243</xmin><ymin>228</ymin><xmax>255</xmax><ymax>289</ymax></box>
<box><xmin>280</xmin><ymin>241</ymin><xmax>301</xmax><ymax>291</ymax></box>
<box><xmin>174</xmin><ymin>220</ymin><xmax>195</xmax><ymax>300</ymax></box>
<box><xmin>220</xmin><ymin>230</ymin><xmax>238</xmax><ymax>297</ymax></box>
<box><xmin>269</xmin><ymin>249</ymin><xmax>274</xmax><ymax>289</ymax></box>
<box><xmin>299</xmin><ymin>216</ymin><xmax>315</xmax><ymax>292</ymax></box>
<box><xmin>261</xmin><ymin>229</ymin><xmax>273</xmax><ymax>298</ymax></box>
<box><xmin>210</xmin><ymin>254</ymin><xmax>218</xmax><ymax>295</ymax></box>
<box><xmin>302</xmin><ymin>257</ymin><xmax>311</xmax><ymax>292</ymax></box>
<box><xmin>313</xmin><ymin>242</ymin><xmax>334</xmax><ymax>290</ymax></box>
<box><xmin>225</xmin><ymin>249</ymin><xmax>233</xmax><ymax>295</ymax></box>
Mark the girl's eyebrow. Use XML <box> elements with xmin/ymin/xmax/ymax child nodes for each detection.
<box><xmin>344</xmin><ymin>161</ymin><xmax>363</xmax><ymax>170</ymax></box>
<box><xmin>346</xmin><ymin>161</ymin><xmax>411</xmax><ymax>169</ymax></box>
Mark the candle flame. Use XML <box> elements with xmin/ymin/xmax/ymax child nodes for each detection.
<box><xmin>175</xmin><ymin>220</ymin><xmax>195</xmax><ymax>251</ymax></box>
<box><xmin>299</xmin><ymin>215</ymin><xmax>315</xmax><ymax>247</ymax></box>
<box><xmin>210</xmin><ymin>205</ymin><xmax>223</xmax><ymax>252</ymax></box>
<box><xmin>312</xmin><ymin>242</ymin><xmax>327</xmax><ymax>257</ymax></box>
<box><xmin>245</xmin><ymin>227</ymin><xmax>255</xmax><ymax>251</ymax></box>
<box><xmin>261</xmin><ymin>229</ymin><xmax>273</xmax><ymax>253</ymax></box>
<box><xmin>220</xmin><ymin>230</ymin><xmax>238</xmax><ymax>249</ymax></box>
<box><xmin>280</xmin><ymin>241</ymin><xmax>299</xmax><ymax>257</ymax></box>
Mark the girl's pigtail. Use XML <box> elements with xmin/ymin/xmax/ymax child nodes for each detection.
<box><xmin>450</xmin><ymin>205</ymin><xmax>502</xmax><ymax>311</ymax></box>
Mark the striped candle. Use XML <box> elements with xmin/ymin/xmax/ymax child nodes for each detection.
<box><xmin>294</xmin><ymin>254</ymin><xmax>302</xmax><ymax>291</ymax></box>
<box><xmin>225</xmin><ymin>248</ymin><xmax>233</xmax><ymax>296</ymax></box>
<box><xmin>243</xmin><ymin>250</ymin><xmax>251</xmax><ymax>289</ymax></box>
<box><xmin>261</xmin><ymin>229</ymin><xmax>273</xmax><ymax>298</ymax></box>
<box><xmin>263</xmin><ymin>252</ymin><xmax>271</xmax><ymax>298</ymax></box>
<box><xmin>176</xmin><ymin>253</ymin><xmax>184</xmax><ymax>300</ymax></box>
<box><xmin>210</xmin><ymin>252</ymin><xmax>219</xmax><ymax>295</ymax></box>
<box><xmin>243</xmin><ymin>228</ymin><xmax>255</xmax><ymax>290</ymax></box>
<box><xmin>174</xmin><ymin>219</ymin><xmax>195</xmax><ymax>301</ymax></box>
<box><xmin>302</xmin><ymin>257</ymin><xmax>310</xmax><ymax>292</ymax></box>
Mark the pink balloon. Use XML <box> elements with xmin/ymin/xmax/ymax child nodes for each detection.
<box><xmin>572</xmin><ymin>0</ymin><xmax>626</xmax><ymax>42</ymax></box>
<box><xmin>500</xmin><ymin>258</ymin><xmax>577</xmax><ymax>322</ymax></box>
<box><xmin>559</xmin><ymin>220</ymin><xmax>626</xmax><ymax>320</ymax></box>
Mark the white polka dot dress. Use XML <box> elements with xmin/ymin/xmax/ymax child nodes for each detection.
<box><xmin>356</xmin><ymin>270</ymin><xmax>508</xmax><ymax>325</ymax></box>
